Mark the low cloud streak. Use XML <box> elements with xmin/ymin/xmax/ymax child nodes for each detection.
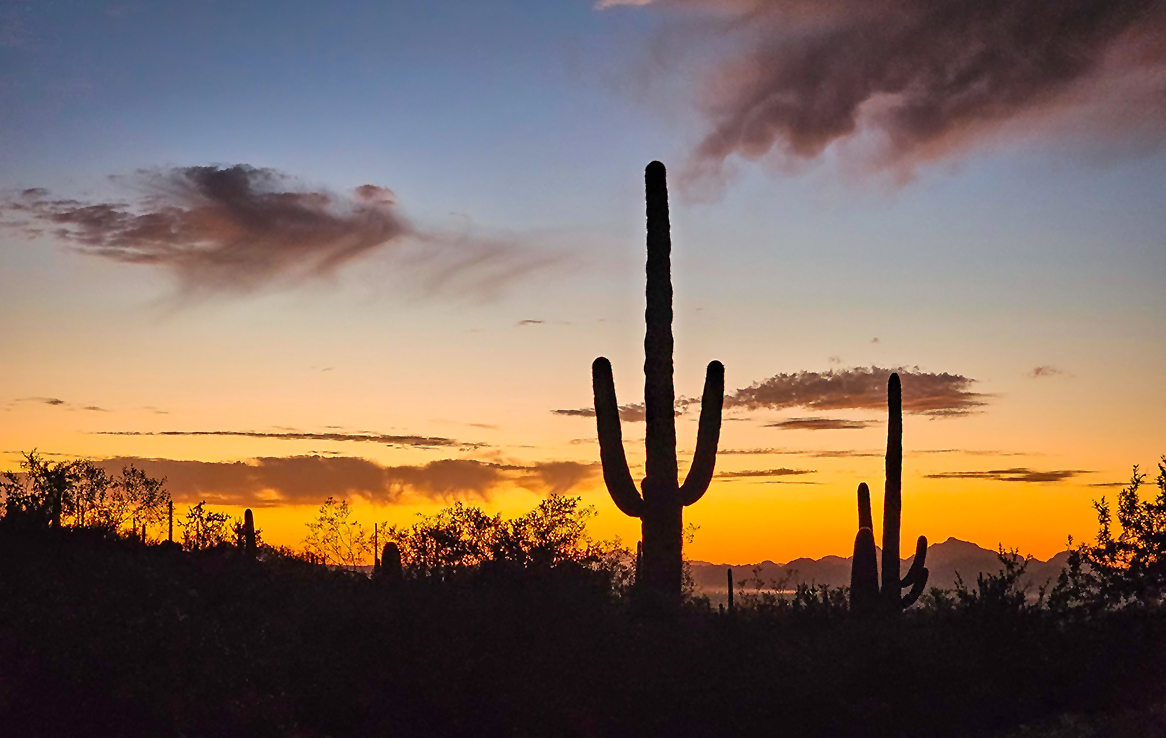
<box><xmin>924</xmin><ymin>468</ymin><xmax>1093</xmax><ymax>484</ymax></box>
<box><xmin>728</xmin><ymin>366</ymin><xmax>986</xmax><ymax>416</ymax></box>
<box><xmin>764</xmin><ymin>418</ymin><xmax>875</xmax><ymax>431</ymax></box>
<box><xmin>715</xmin><ymin>467</ymin><xmax>815</xmax><ymax>479</ymax></box>
<box><xmin>93</xmin><ymin>429</ymin><xmax>478</xmax><ymax>449</ymax></box>
<box><xmin>92</xmin><ymin>455</ymin><xmax>600</xmax><ymax>507</ymax></box>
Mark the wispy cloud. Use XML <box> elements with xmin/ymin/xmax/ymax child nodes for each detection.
<box><xmin>763</xmin><ymin>418</ymin><xmax>875</xmax><ymax>431</ymax></box>
<box><xmin>715</xmin><ymin>467</ymin><xmax>815</xmax><ymax>480</ymax></box>
<box><xmin>552</xmin><ymin>401</ymin><xmax>686</xmax><ymax>423</ymax></box>
<box><xmin>924</xmin><ymin>468</ymin><xmax>1093</xmax><ymax>484</ymax></box>
<box><xmin>92</xmin><ymin>429</ymin><xmax>481</xmax><ymax>450</ymax></box>
<box><xmin>11</xmin><ymin>397</ymin><xmax>110</xmax><ymax>412</ymax></box>
<box><xmin>92</xmin><ymin>455</ymin><xmax>598</xmax><ymax>507</ymax></box>
<box><xmin>728</xmin><ymin>366</ymin><xmax>986</xmax><ymax>417</ymax></box>
<box><xmin>1030</xmin><ymin>366</ymin><xmax>1065</xmax><ymax>379</ymax></box>
<box><xmin>606</xmin><ymin>0</ymin><xmax>1166</xmax><ymax>183</ymax></box>
<box><xmin>1</xmin><ymin>165</ymin><xmax>558</xmax><ymax>301</ymax></box>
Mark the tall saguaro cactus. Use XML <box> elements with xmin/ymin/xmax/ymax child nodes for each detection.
<box><xmin>593</xmin><ymin>161</ymin><xmax>725</xmax><ymax>607</ymax></box>
<box><xmin>850</xmin><ymin>373</ymin><xmax>929</xmax><ymax>613</ymax></box>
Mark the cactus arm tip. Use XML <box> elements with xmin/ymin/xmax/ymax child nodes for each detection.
<box><xmin>679</xmin><ymin>360</ymin><xmax>725</xmax><ymax>506</ymax></box>
<box><xmin>857</xmin><ymin>482</ymin><xmax>873</xmax><ymax>532</ymax></box>
<box><xmin>900</xmin><ymin>535</ymin><xmax>928</xmax><ymax>588</ymax></box>
<box><xmin>592</xmin><ymin>356</ymin><xmax>644</xmax><ymax>518</ymax></box>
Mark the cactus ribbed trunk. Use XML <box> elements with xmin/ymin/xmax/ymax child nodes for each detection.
<box><xmin>592</xmin><ymin>161</ymin><xmax>725</xmax><ymax>610</ymax></box>
<box><xmin>881</xmin><ymin>373</ymin><xmax>903</xmax><ymax>609</ymax></box>
<box><xmin>168</xmin><ymin>499</ymin><xmax>173</xmax><ymax>543</ymax></box>
<box><xmin>641</xmin><ymin>161</ymin><xmax>682</xmax><ymax>600</ymax></box>
<box><xmin>727</xmin><ymin>568</ymin><xmax>735</xmax><ymax>614</ymax></box>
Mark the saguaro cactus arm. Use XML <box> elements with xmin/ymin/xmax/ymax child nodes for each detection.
<box><xmin>593</xmin><ymin>357</ymin><xmax>644</xmax><ymax>518</ymax></box>
<box><xmin>679</xmin><ymin>360</ymin><xmax>725</xmax><ymax>506</ymax></box>
<box><xmin>901</xmin><ymin>535</ymin><xmax>928</xmax><ymax>588</ymax></box>
<box><xmin>857</xmin><ymin>482</ymin><xmax>873</xmax><ymax>532</ymax></box>
<box><xmin>902</xmin><ymin>566</ymin><xmax>929</xmax><ymax>608</ymax></box>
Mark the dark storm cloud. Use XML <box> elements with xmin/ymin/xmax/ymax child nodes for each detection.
<box><xmin>2</xmin><ymin>165</ymin><xmax>556</xmax><ymax>299</ymax></box>
<box><xmin>606</xmin><ymin>0</ymin><xmax>1166</xmax><ymax>179</ymax></box>
<box><xmin>764</xmin><ymin>418</ymin><xmax>875</xmax><ymax>431</ymax></box>
<box><xmin>91</xmin><ymin>429</ymin><xmax>477</xmax><ymax>449</ymax></box>
<box><xmin>924</xmin><ymin>468</ymin><xmax>1093</xmax><ymax>483</ymax></box>
<box><xmin>727</xmin><ymin>366</ymin><xmax>986</xmax><ymax>416</ymax></box>
<box><xmin>92</xmin><ymin>455</ymin><xmax>599</xmax><ymax>507</ymax></box>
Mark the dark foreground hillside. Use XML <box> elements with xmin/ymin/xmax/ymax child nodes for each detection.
<box><xmin>1</xmin><ymin>526</ymin><xmax>1164</xmax><ymax>738</ymax></box>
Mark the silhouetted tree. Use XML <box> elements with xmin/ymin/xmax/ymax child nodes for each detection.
<box><xmin>0</xmin><ymin>452</ymin><xmax>170</xmax><ymax>536</ymax></box>
<box><xmin>88</xmin><ymin>464</ymin><xmax>171</xmax><ymax>535</ymax></box>
<box><xmin>0</xmin><ymin>450</ymin><xmax>80</xmax><ymax>527</ymax></box>
<box><xmin>179</xmin><ymin>501</ymin><xmax>232</xmax><ymax>551</ymax></box>
<box><xmin>383</xmin><ymin>495</ymin><xmax>633</xmax><ymax>587</ymax></box>
<box><xmin>1052</xmin><ymin>457</ymin><xmax>1166</xmax><ymax>611</ymax></box>
<box><xmin>303</xmin><ymin>497</ymin><xmax>372</xmax><ymax>571</ymax></box>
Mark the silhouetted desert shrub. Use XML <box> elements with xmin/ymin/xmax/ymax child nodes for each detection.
<box><xmin>382</xmin><ymin>495</ymin><xmax>634</xmax><ymax>593</ymax></box>
<box><xmin>1050</xmin><ymin>457</ymin><xmax>1166</xmax><ymax>614</ymax></box>
<box><xmin>0</xmin><ymin>451</ymin><xmax>170</xmax><ymax>534</ymax></box>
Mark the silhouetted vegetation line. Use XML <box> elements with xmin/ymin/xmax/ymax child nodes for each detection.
<box><xmin>850</xmin><ymin>373</ymin><xmax>929</xmax><ymax>614</ymax></box>
<box><xmin>592</xmin><ymin>161</ymin><xmax>725</xmax><ymax>609</ymax></box>
<box><xmin>2</xmin><ymin>456</ymin><xmax>1166</xmax><ymax>735</ymax></box>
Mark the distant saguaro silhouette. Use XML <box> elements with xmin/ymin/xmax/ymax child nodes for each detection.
<box><xmin>379</xmin><ymin>542</ymin><xmax>403</xmax><ymax>583</ymax></box>
<box><xmin>592</xmin><ymin>161</ymin><xmax>725</xmax><ymax>609</ymax></box>
<box><xmin>243</xmin><ymin>509</ymin><xmax>257</xmax><ymax>559</ymax></box>
<box><xmin>850</xmin><ymin>373</ymin><xmax>929</xmax><ymax>613</ymax></box>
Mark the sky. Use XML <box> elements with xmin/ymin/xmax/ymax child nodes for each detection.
<box><xmin>1</xmin><ymin>0</ymin><xmax>1164</xmax><ymax>564</ymax></box>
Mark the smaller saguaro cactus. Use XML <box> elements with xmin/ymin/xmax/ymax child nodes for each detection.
<box><xmin>379</xmin><ymin>542</ymin><xmax>403</xmax><ymax>583</ymax></box>
<box><xmin>727</xmin><ymin>568</ymin><xmax>735</xmax><ymax>615</ymax></box>
<box><xmin>850</xmin><ymin>373</ymin><xmax>929</xmax><ymax>613</ymax></box>
<box><xmin>168</xmin><ymin>499</ymin><xmax>174</xmax><ymax>543</ymax></box>
<box><xmin>243</xmin><ymin>508</ymin><xmax>257</xmax><ymax>559</ymax></box>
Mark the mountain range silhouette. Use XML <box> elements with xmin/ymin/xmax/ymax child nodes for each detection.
<box><xmin>690</xmin><ymin>537</ymin><xmax>1072</xmax><ymax>598</ymax></box>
